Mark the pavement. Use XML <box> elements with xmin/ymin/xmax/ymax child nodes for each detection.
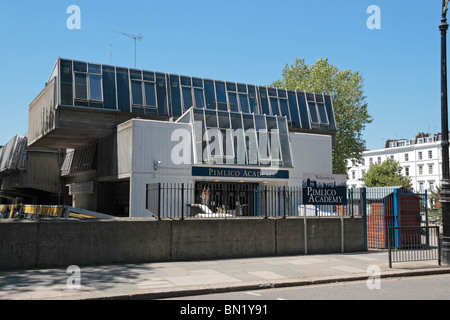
<box><xmin>0</xmin><ymin>250</ymin><xmax>449</xmax><ymax>300</ymax></box>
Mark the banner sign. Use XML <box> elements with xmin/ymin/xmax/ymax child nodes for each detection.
<box><xmin>192</xmin><ymin>166</ymin><xmax>289</xmax><ymax>179</ymax></box>
<box><xmin>302</xmin><ymin>173</ymin><xmax>347</xmax><ymax>205</ymax></box>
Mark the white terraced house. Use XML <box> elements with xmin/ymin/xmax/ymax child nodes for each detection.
<box><xmin>347</xmin><ymin>132</ymin><xmax>448</xmax><ymax>194</ymax></box>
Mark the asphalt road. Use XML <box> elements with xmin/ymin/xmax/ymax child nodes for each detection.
<box><xmin>170</xmin><ymin>274</ymin><xmax>450</xmax><ymax>300</ymax></box>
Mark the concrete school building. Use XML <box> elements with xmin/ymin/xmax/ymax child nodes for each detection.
<box><xmin>1</xmin><ymin>58</ymin><xmax>338</xmax><ymax>218</ymax></box>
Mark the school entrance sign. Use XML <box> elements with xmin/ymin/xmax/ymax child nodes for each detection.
<box><xmin>302</xmin><ymin>173</ymin><xmax>347</xmax><ymax>205</ymax></box>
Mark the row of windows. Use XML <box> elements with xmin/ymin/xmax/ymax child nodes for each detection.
<box><xmin>351</xmin><ymin>163</ymin><xmax>437</xmax><ymax>181</ymax></box>
<box><xmin>356</xmin><ymin>150</ymin><xmax>435</xmax><ymax>166</ymax></box>
<box><xmin>58</xmin><ymin>59</ymin><xmax>336</xmax><ymax>132</ymax></box>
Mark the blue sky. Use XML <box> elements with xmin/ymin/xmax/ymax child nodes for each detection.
<box><xmin>0</xmin><ymin>1</ymin><xmax>444</xmax><ymax>150</ymax></box>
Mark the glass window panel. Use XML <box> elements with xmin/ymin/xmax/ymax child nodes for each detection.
<box><xmin>308</xmin><ymin>102</ymin><xmax>319</xmax><ymax>123</ymax></box>
<box><xmin>194</xmin><ymin>88</ymin><xmax>205</xmax><ymax>108</ymax></box>
<box><xmin>223</xmin><ymin>129</ymin><xmax>234</xmax><ymax>159</ymax></box>
<box><xmin>226</xmin><ymin>82</ymin><xmax>236</xmax><ymax>91</ymax></box>
<box><xmin>192</xmin><ymin>77</ymin><xmax>203</xmax><ymax>87</ymax></box>
<box><xmin>245</xmin><ymin>130</ymin><xmax>258</xmax><ymax>165</ymax></box>
<box><xmin>280</xmin><ymin>134</ymin><xmax>292</xmax><ymax>167</ymax></box>
<box><xmin>182</xmin><ymin>87</ymin><xmax>193</xmax><ymax>110</ymax></box>
<box><xmin>194</xmin><ymin>118</ymin><xmax>205</xmax><ymax>164</ymax></box>
<box><xmin>143</xmin><ymin>71</ymin><xmax>155</xmax><ymax>81</ymax></box>
<box><xmin>258</xmin><ymin>131</ymin><xmax>271</xmax><ymax>164</ymax></box>
<box><xmin>131</xmin><ymin>80</ymin><xmax>143</xmax><ymax>105</ymax></box>
<box><xmin>242</xmin><ymin>114</ymin><xmax>254</xmax><ymax>131</ymax></box>
<box><xmin>268</xmin><ymin>88</ymin><xmax>277</xmax><ymax>97</ymax></box>
<box><xmin>315</xmin><ymin>94</ymin><xmax>324</xmax><ymax>103</ymax></box>
<box><xmin>324</xmin><ymin>95</ymin><xmax>336</xmax><ymax>130</ymax></box>
<box><xmin>177</xmin><ymin>110</ymin><xmax>191</xmax><ymax>124</ymax></box>
<box><xmin>317</xmin><ymin>103</ymin><xmax>328</xmax><ymax>124</ymax></box>
<box><xmin>215</xmin><ymin>81</ymin><xmax>227</xmax><ymax>111</ymax></box>
<box><xmin>75</xmin><ymin>73</ymin><xmax>87</xmax><ymax>100</ymax></box>
<box><xmin>132</xmin><ymin>106</ymin><xmax>144</xmax><ymax>113</ymax></box>
<box><xmin>74</xmin><ymin>61</ymin><xmax>87</xmax><ymax>72</ymax></box>
<box><xmin>269</xmin><ymin>132</ymin><xmax>281</xmax><ymax>165</ymax></box>
<box><xmin>156</xmin><ymin>73</ymin><xmax>168</xmax><ymax>115</ymax></box>
<box><xmin>237</xmin><ymin>84</ymin><xmax>247</xmax><ymax>93</ymax></box>
<box><xmin>144</xmin><ymin>82</ymin><xmax>156</xmax><ymax>107</ymax></box>
<box><xmin>102</xmin><ymin>66</ymin><xmax>116</xmax><ymax>109</ymax></box>
<box><xmin>254</xmin><ymin>114</ymin><xmax>266</xmax><ymax>130</ymax></box>
<box><xmin>170</xmin><ymin>76</ymin><xmax>182</xmax><ymax>116</ymax></box>
<box><xmin>205</xmin><ymin>110</ymin><xmax>218</xmax><ymax>127</ymax></box>
<box><xmin>193</xmin><ymin>108</ymin><xmax>204</xmax><ymax>122</ymax></box>
<box><xmin>259</xmin><ymin>87</ymin><xmax>270</xmax><ymax>115</ymax></box>
<box><xmin>239</xmin><ymin>94</ymin><xmax>249</xmax><ymax>113</ymax></box>
<box><xmin>60</xmin><ymin>59</ymin><xmax>73</xmax><ymax>105</ymax></box>
<box><xmin>180</xmin><ymin>76</ymin><xmax>191</xmax><ymax>86</ymax></box>
<box><xmin>287</xmin><ymin>92</ymin><xmax>301</xmax><ymax>127</ymax></box>
<box><xmin>116</xmin><ymin>68</ymin><xmax>130</xmax><ymax>112</ymax></box>
<box><xmin>278</xmin><ymin>89</ymin><xmax>287</xmax><ymax>98</ymax></box>
<box><xmin>306</xmin><ymin>93</ymin><xmax>315</xmax><ymax>101</ymax></box>
<box><xmin>279</xmin><ymin>98</ymin><xmax>289</xmax><ymax>120</ymax></box>
<box><xmin>89</xmin><ymin>75</ymin><xmax>103</xmax><ymax>101</ymax></box>
<box><xmin>130</xmin><ymin>69</ymin><xmax>142</xmax><ymax>80</ymax></box>
<box><xmin>270</xmin><ymin>97</ymin><xmax>279</xmax><ymax>116</ymax></box>
<box><xmin>266</xmin><ymin>116</ymin><xmax>278</xmax><ymax>131</ymax></box>
<box><xmin>88</xmin><ymin>63</ymin><xmax>101</xmax><ymax>74</ymax></box>
<box><xmin>217</xmin><ymin>111</ymin><xmax>231</xmax><ymax>128</ymax></box>
<box><xmin>204</xmin><ymin>80</ymin><xmax>215</xmax><ymax>109</ymax></box>
<box><xmin>247</xmin><ymin>85</ymin><xmax>258</xmax><ymax>114</ymax></box>
<box><xmin>277</xmin><ymin>117</ymin><xmax>288</xmax><ymax>134</ymax></box>
<box><xmin>296</xmin><ymin>92</ymin><xmax>310</xmax><ymax>129</ymax></box>
<box><xmin>230</xmin><ymin>112</ymin><xmax>243</xmax><ymax>129</ymax></box>
<box><xmin>206</xmin><ymin>128</ymin><xmax>222</xmax><ymax>158</ymax></box>
<box><xmin>227</xmin><ymin>92</ymin><xmax>238</xmax><ymax>112</ymax></box>
<box><xmin>232</xmin><ymin>125</ymin><xmax>246</xmax><ymax>165</ymax></box>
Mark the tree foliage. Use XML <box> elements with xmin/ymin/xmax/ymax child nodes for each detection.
<box><xmin>362</xmin><ymin>158</ymin><xmax>413</xmax><ymax>190</ymax></box>
<box><xmin>271</xmin><ymin>58</ymin><xmax>372</xmax><ymax>174</ymax></box>
<box><xmin>429</xmin><ymin>186</ymin><xmax>442</xmax><ymax>225</ymax></box>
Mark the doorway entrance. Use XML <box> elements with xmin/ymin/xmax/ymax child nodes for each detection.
<box><xmin>195</xmin><ymin>182</ymin><xmax>258</xmax><ymax>216</ymax></box>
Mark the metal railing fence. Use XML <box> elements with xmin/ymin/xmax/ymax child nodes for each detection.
<box><xmin>146</xmin><ymin>183</ymin><xmax>363</xmax><ymax>220</ymax></box>
<box><xmin>388</xmin><ymin>226</ymin><xmax>441</xmax><ymax>268</ymax></box>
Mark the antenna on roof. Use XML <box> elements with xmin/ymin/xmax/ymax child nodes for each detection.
<box><xmin>107</xmin><ymin>44</ymin><xmax>116</xmax><ymax>64</ymax></box>
<box><xmin>113</xmin><ymin>31</ymin><xmax>143</xmax><ymax>68</ymax></box>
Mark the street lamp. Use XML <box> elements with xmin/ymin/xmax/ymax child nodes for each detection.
<box><xmin>440</xmin><ymin>0</ymin><xmax>450</xmax><ymax>265</ymax></box>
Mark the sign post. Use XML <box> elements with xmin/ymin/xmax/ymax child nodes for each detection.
<box><xmin>302</xmin><ymin>173</ymin><xmax>348</xmax><ymax>253</ymax></box>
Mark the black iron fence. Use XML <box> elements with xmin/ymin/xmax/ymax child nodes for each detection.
<box><xmin>145</xmin><ymin>184</ymin><xmax>434</xmax><ymax>252</ymax></box>
<box><xmin>388</xmin><ymin>226</ymin><xmax>441</xmax><ymax>268</ymax></box>
<box><xmin>145</xmin><ymin>182</ymin><xmax>363</xmax><ymax>220</ymax></box>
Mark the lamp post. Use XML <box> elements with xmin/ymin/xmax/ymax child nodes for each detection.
<box><xmin>440</xmin><ymin>0</ymin><xmax>450</xmax><ymax>265</ymax></box>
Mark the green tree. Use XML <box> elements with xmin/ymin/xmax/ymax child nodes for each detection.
<box><xmin>362</xmin><ymin>158</ymin><xmax>413</xmax><ymax>190</ymax></box>
<box><xmin>271</xmin><ymin>58</ymin><xmax>373</xmax><ymax>174</ymax></box>
<box><xmin>429</xmin><ymin>186</ymin><xmax>442</xmax><ymax>225</ymax></box>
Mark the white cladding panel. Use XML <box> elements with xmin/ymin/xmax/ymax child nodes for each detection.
<box><xmin>288</xmin><ymin>132</ymin><xmax>332</xmax><ymax>186</ymax></box>
<box><xmin>131</xmin><ymin>119</ymin><xmax>193</xmax><ymax>174</ymax></box>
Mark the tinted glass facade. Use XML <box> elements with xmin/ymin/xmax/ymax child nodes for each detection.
<box><xmin>57</xmin><ymin>58</ymin><xmax>336</xmax><ymax>132</ymax></box>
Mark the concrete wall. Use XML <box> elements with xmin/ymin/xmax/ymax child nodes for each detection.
<box><xmin>0</xmin><ymin>217</ymin><xmax>365</xmax><ymax>271</ymax></box>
